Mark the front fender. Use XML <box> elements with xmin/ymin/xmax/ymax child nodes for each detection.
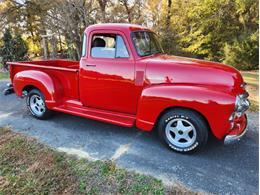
<box><xmin>136</xmin><ymin>84</ymin><xmax>236</xmax><ymax>139</ymax></box>
<box><xmin>13</xmin><ymin>70</ymin><xmax>57</xmax><ymax>107</ymax></box>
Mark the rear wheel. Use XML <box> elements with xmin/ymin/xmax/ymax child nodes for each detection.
<box><xmin>26</xmin><ymin>89</ymin><xmax>52</xmax><ymax>119</ymax></box>
<box><xmin>158</xmin><ymin>108</ymin><xmax>208</xmax><ymax>153</ymax></box>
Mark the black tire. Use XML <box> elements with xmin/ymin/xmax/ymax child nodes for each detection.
<box><xmin>26</xmin><ymin>89</ymin><xmax>53</xmax><ymax>120</ymax></box>
<box><xmin>158</xmin><ymin>108</ymin><xmax>208</xmax><ymax>154</ymax></box>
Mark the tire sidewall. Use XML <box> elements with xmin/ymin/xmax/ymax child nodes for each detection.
<box><xmin>158</xmin><ymin>110</ymin><xmax>208</xmax><ymax>153</ymax></box>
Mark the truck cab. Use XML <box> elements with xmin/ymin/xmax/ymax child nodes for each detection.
<box><xmin>79</xmin><ymin>24</ymin><xmax>146</xmax><ymax>114</ymax></box>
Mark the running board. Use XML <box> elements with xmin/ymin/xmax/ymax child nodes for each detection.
<box><xmin>52</xmin><ymin>101</ymin><xmax>136</xmax><ymax>127</ymax></box>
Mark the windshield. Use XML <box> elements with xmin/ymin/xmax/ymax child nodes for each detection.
<box><xmin>131</xmin><ymin>31</ymin><xmax>164</xmax><ymax>57</ymax></box>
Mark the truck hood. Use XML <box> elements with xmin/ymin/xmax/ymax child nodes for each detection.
<box><xmin>144</xmin><ymin>54</ymin><xmax>243</xmax><ymax>91</ymax></box>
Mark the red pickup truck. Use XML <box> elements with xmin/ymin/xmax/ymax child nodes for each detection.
<box><xmin>7</xmin><ymin>23</ymin><xmax>250</xmax><ymax>153</ymax></box>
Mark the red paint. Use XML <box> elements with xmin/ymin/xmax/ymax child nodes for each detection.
<box><xmin>7</xmin><ymin>23</ymin><xmax>248</xmax><ymax>140</ymax></box>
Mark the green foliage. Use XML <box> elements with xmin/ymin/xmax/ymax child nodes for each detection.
<box><xmin>241</xmin><ymin>71</ymin><xmax>259</xmax><ymax>111</ymax></box>
<box><xmin>223</xmin><ymin>30</ymin><xmax>259</xmax><ymax>70</ymax></box>
<box><xmin>158</xmin><ymin>0</ymin><xmax>259</xmax><ymax>70</ymax></box>
<box><xmin>0</xmin><ymin>72</ymin><xmax>9</xmax><ymax>80</ymax></box>
<box><xmin>0</xmin><ymin>29</ymin><xmax>14</xmax><ymax>70</ymax></box>
<box><xmin>13</xmin><ymin>35</ymin><xmax>28</xmax><ymax>61</ymax></box>
<box><xmin>0</xmin><ymin>0</ymin><xmax>258</xmax><ymax>70</ymax></box>
<box><xmin>0</xmin><ymin>29</ymin><xmax>28</xmax><ymax>70</ymax></box>
<box><xmin>25</xmin><ymin>37</ymin><xmax>41</xmax><ymax>55</ymax></box>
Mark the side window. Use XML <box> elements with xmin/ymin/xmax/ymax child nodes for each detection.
<box><xmin>91</xmin><ymin>34</ymin><xmax>129</xmax><ymax>59</ymax></box>
<box><xmin>82</xmin><ymin>33</ymin><xmax>87</xmax><ymax>57</ymax></box>
<box><xmin>91</xmin><ymin>34</ymin><xmax>116</xmax><ymax>58</ymax></box>
<box><xmin>116</xmin><ymin>35</ymin><xmax>129</xmax><ymax>58</ymax></box>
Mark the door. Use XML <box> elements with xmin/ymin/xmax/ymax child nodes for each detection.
<box><xmin>79</xmin><ymin>31</ymin><xmax>139</xmax><ymax>114</ymax></box>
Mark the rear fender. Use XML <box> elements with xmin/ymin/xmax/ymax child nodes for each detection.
<box><xmin>13</xmin><ymin>70</ymin><xmax>57</xmax><ymax>108</ymax></box>
<box><xmin>136</xmin><ymin>84</ymin><xmax>235</xmax><ymax>139</ymax></box>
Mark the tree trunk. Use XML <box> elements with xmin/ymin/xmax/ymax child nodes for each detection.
<box><xmin>166</xmin><ymin>0</ymin><xmax>172</xmax><ymax>27</ymax></box>
<box><xmin>42</xmin><ymin>37</ymin><xmax>48</xmax><ymax>59</ymax></box>
<box><xmin>98</xmin><ymin>0</ymin><xmax>107</xmax><ymax>22</ymax></box>
<box><xmin>58</xmin><ymin>30</ymin><xmax>63</xmax><ymax>54</ymax></box>
<box><xmin>51</xmin><ymin>36</ymin><xmax>58</xmax><ymax>59</ymax></box>
<box><xmin>122</xmin><ymin>0</ymin><xmax>132</xmax><ymax>23</ymax></box>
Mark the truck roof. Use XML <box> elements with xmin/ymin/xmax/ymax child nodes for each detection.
<box><xmin>85</xmin><ymin>23</ymin><xmax>150</xmax><ymax>33</ymax></box>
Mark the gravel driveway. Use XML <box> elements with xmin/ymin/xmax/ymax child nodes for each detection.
<box><xmin>0</xmin><ymin>80</ymin><xmax>258</xmax><ymax>194</ymax></box>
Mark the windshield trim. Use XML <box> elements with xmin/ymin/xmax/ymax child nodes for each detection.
<box><xmin>130</xmin><ymin>31</ymin><xmax>164</xmax><ymax>57</ymax></box>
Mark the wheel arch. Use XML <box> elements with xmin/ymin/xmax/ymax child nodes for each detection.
<box><xmin>13</xmin><ymin>70</ymin><xmax>57</xmax><ymax>108</ymax></box>
<box><xmin>154</xmin><ymin>106</ymin><xmax>211</xmax><ymax>134</ymax></box>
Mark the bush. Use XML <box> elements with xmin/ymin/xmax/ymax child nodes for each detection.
<box><xmin>0</xmin><ymin>29</ymin><xmax>28</xmax><ymax>70</ymax></box>
<box><xmin>223</xmin><ymin>31</ymin><xmax>259</xmax><ymax>70</ymax></box>
<box><xmin>13</xmin><ymin>35</ymin><xmax>28</xmax><ymax>61</ymax></box>
<box><xmin>0</xmin><ymin>29</ymin><xmax>14</xmax><ymax>70</ymax></box>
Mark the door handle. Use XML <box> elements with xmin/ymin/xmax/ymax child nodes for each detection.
<box><xmin>85</xmin><ymin>64</ymin><xmax>96</xmax><ymax>67</ymax></box>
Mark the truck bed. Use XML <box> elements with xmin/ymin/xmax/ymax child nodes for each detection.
<box><xmin>8</xmin><ymin>60</ymin><xmax>80</xmax><ymax>103</ymax></box>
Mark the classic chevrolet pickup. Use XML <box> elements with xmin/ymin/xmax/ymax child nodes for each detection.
<box><xmin>7</xmin><ymin>23</ymin><xmax>250</xmax><ymax>153</ymax></box>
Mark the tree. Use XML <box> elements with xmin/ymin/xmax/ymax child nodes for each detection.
<box><xmin>13</xmin><ymin>35</ymin><xmax>28</xmax><ymax>61</ymax></box>
<box><xmin>1</xmin><ymin>29</ymin><xmax>14</xmax><ymax>70</ymax></box>
<box><xmin>223</xmin><ymin>30</ymin><xmax>259</xmax><ymax>70</ymax></box>
<box><xmin>154</xmin><ymin>0</ymin><xmax>258</xmax><ymax>69</ymax></box>
<box><xmin>160</xmin><ymin>0</ymin><xmax>175</xmax><ymax>53</ymax></box>
<box><xmin>222</xmin><ymin>0</ymin><xmax>259</xmax><ymax>70</ymax></box>
<box><xmin>0</xmin><ymin>29</ymin><xmax>28</xmax><ymax>70</ymax></box>
<box><xmin>98</xmin><ymin>0</ymin><xmax>109</xmax><ymax>22</ymax></box>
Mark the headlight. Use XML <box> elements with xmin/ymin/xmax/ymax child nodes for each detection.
<box><xmin>229</xmin><ymin>92</ymin><xmax>250</xmax><ymax>128</ymax></box>
<box><xmin>234</xmin><ymin>92</ymin><xmax>250</xmax><ymax>116</ymax></box>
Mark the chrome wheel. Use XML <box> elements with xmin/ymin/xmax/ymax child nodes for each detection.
<box><xmin>165</xmin><ymin>118</ymin><xmax>197</xmax><ymax>148</ymax></box>
<box><xmin>29</xmin><ymin>94</ymin><xmax>45</xmax><ymax>116</ymax></box>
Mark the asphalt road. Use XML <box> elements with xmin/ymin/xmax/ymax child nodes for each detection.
<box><xmin>0</xmin><ymin>80</ymin><xmax>258</xmax><ymax>194</ymax></box>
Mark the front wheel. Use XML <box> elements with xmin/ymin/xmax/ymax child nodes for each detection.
<box><xmin>26</xmin><ymin>89</ymin><xmax>53</xmax><ymax>119</ymax></box>
<box><xmin>158</xmin><ymin>108</ymin><xmax>208</xmax><ymax>153</ymax></box>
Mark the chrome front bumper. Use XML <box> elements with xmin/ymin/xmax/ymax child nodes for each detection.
<box><xmin>224</xmin><ymin>127</ymin><xmax>248</xmax><ymax>145</ymax></box>
<box><xmin>224</xmin><ymin>115</ymin><xmax>248</xmax><ymax>145</ymax></box>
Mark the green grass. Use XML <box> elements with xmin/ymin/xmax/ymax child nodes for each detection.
<box><xmin>248</xmin><ymin>100</ymin><xmax>259</xmax><ymax>112</ymax></box>
<box><xmin>0</xmin><ymin>72</ymin><xmax>9</xmax><ymax>80</ymax></box>
<box><xmin>241</xmin><ymin>71</ymin><xmax>259</xmax><ymax>112</ymax></box>
<box><xmin>242</xmin><ymin>72</ymin><xmax>259</xmax><ymax>88</ymax></box>
<box><xmin>0</xmin><ymin>127</ymin><xmax>197</xmax><ymax>195</ymax></box>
